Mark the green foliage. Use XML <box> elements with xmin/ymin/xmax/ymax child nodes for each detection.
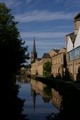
<box><xmin>0</xmin><ymin>2</ymin><xmax>29</xmax><ymax>74</ymax></box>
<box><xmin>43</xmin><ymin>61</ymin><xmax>52</xmax><ymax>71</ymax></box>
<box><xmin>43</xmin><ymin>71</ymin><xmax>51</xmax><ymax>77</ymax></box>
<box><xmin>31</xmin><ymin>59</ymin><xmax>35</xmax><ymax>64</ymax></box>
<box><xmin>43</xmin><ymin>61</ymin><xmax>52</xmax><ymax>77</ymax></box>
<box><xmin>0</xmin><ymin>3</ymin><xmax>29</xmax><ymax>119</ymax></box>
<box><xmin>43</xmin><ymin>86</ymin><xmax>52</xmax><ymax>96</ymax></box>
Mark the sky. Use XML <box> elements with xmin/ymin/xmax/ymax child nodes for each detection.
<box><xmin>0</xmin><ymin>0</ymin><xmax>80</xmax><ymax>63</ymax></box>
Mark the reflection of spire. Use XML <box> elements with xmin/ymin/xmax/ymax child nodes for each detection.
<box><xmin>32</xmin><ymin>90</ymin><xmax>36</xmax><ymax>111</ymax></box>
<box><xmin>30</xmin><ymin>84</ymin><xmax>36</xmax><ymax>112</ymax></box>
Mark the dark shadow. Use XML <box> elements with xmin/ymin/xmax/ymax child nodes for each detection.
<box><xmin>76</xmin><ymin>67</ymin><xmax>80</xmax><ymax>82</ymax></box>
<box><xmin>0</xmin><ymin>73</ymin><xmax>29</xmax><ymax>120</ymax></box>
<box><xmin>46</xmin><ymin>82</ymin><xmax>80</xmax><ymax>120</ymax></box>
<box><xmin>56</xmin><ymin>73</ymin><xmax>62</xmax><ymax>79</ymax></box>
<box><xmin>0</xmin><ymin>2</ymin><xmax>30</xmax><ymax>119</ymax></box>
<box><xmin>43</xmin><ymin>86</ymin><xmax>52</xmax><ymax>96</ymax></box>
<box><xmin>63</xmin><ymin>68</ymin><xmax>73</xmax><ymax>81</ymax></box>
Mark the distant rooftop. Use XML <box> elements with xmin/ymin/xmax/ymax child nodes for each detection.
<box><xmin>36</xmin><ymin>58</ymin><xmax>41</xmax><ymax>61</ymax></box>
<box><xmin>42</xmin><ymin>53</ymin><xmax>51</xmax><ymax>58</ymax></box>
<box><xmin>52</xmin><ymin>49</ymin><xmax>59</xmax><ymax>53</ymax></box>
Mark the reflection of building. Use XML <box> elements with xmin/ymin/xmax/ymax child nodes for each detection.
<box><xmin>31</xmin><ymin>79</ymin><xmax>52</xmax><ymax>111</ymax></box>
<box><xmin>31</xmin><ymin>88</ymin><xmax>37</xmax><ymax>111</ymax></box>
<box><xmin>31</xmin><ymin>79</ymin><xmax>62</xmax><ymax>110</ymax></box>
<box><xmin>66</xmin><ymin>12</ymin><xmax>80</xmax><ymax>80</ymax></box>
<box><xmin>51</xmin><ymin>88</ymin><xmax>62</xmax><ymax>109</ymax></box>
<box><xmin>31</xmin><ymin>79</ymin><xmax>51</xmax><ymax>104</ymax></box>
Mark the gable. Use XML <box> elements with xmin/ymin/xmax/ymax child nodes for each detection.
<box><xmin>74</xmin><ymin>27</ymin><xmax>80</xmax><ymax>48</ymax></box>
<box><xmin>49</xmin><ymin>49</ymin><xmax>59</xmax><ymax>57</ymax></box>
<box><xmin>74</xmin><ymin>12</ymin><xmax>80</xmax><ymax>21</ymax></box>
<box><xmin>67</xmin><ymin>36</ymin><xmax>73</xmax><ymax>52</ymax></box>
<box><xmin>42</xmin><ymin>53</ymin><xmax>51</xmax><ymax>58</ymax></box>
<box><xmin>58</xmin><ymin>48</ymin><xmax>66</xmax><ymax>53</ymax></box>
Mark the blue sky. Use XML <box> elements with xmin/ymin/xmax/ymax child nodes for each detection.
<box><xmin>0</xmin><ymin>0</ymin><xmax>80</xmax><ymax>63</ymax></box>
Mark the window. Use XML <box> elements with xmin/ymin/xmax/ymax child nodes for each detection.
<box><xmin>76</xmin><ymin>64</ymin><xmax>78</xmax><ymax>73</ymax></box>
<box><xmin>75</xmin><ymin>47</ymin><xmax>80</xmax><ymax>59</ymax></box>
<box><xmin>68</xmin><ymin>46</ymin><xmax>80</xmax><ymax>61</ymax></box>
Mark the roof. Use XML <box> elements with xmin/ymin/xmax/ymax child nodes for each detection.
<box><xmin>66</xmin><ymin>32</ymin><xmax>74</xmax><ymax>36</ymax></box>
<box><xmin>70</xmin><ymin>34</ymin><xmax>76</xmax><ymax>45</ymax></box>
<box><xmin>36</xmin><ymin>58</ymin><xmax>41</xmax><ymax>61</ymax></box>
<box><xmin>66</xmin><ymin>32</ymin><xmax>76</xmax><ymax>44</ymax></box>
<box><xmin>42</xmin><ymin>53</ymin><xmax>51</xmax><ymax>58</ymax></box>
<box><xmin>74</xmin><ymin>12</ymin><xmax>80</xmax><ymax>21</ymax></box>
<box><xmin>52</xmin><ymin>49</ymin><xmax>59</xmax><ymax>53</ymax></box>
<box><xmin>58</xmin><ymin>47</ymin><xmax>66</xmax><ymax>53</ymax></box>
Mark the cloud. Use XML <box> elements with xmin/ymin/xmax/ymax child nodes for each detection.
<box><xmin>55</xmin><ymin>0</ymin><xmax>63</xmax><ymax>4</ymax></box>
<box><xmin>62</xmin><ymin>0</ymin><xmax>80</xmax><ymax>11</ymax></box>
<box><xmin>20</xmin><ymin>31</ymin><xmax>67</xmax><ymax>39</ymax></box>
<box><xmin>25</xmin><ymin>38</ymin><xmax>65</xmax><ymax>58</ymax></box>
<box><xmin>0</xmin><ymin>0</ymin><xmax>13</xmax><ymax>7</ymax></box>
<box><xmin>15</xmin><ymin>11</ymin><xmax>75</xmax><ymax>23</ymax></box>
<box><xmin>12</xmin><ymin>1</ymin><xmax>22</xmax><ymax>8</ymax></box>
<box><xmin>25</xmin><ymin>39</ymin><xmax>65</xmax><ymax>45</ymax></box>
<box><xmin>25</xmin><ymin>40</ymin><xmax>65</xmax><ymax>50</ymax></box>
<box><xmin>0</xmin><ymin>0</ymin><xmax>22</xmax><ymax>8</ymax></box>
<box><xmin>26</xmin><ymin>0</ymin><xmax>33</xmax><ymax>4</ymax></box>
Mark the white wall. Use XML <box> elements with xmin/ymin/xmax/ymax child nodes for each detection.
<box><xmin>74</xmin><ymin>27</ymin><xmax>80</xmax><ymax>48</ymax></box>
<box><xmin>67</xmin><ymin>36</ymin><xmax>73</xmax><ymax>52</ymax></box>
<box><xmin>67</xmin><ymin>27</ymin><xmax>80</xmax><ymax>52</ymax></box>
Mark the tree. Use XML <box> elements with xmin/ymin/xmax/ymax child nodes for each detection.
<box><xmin>0</xmin><ymin>3</ymin><xmax>29</xmax><ymax>120</ymax></box>
<box><xmin>0</xmin><ymin>2</ymin><xmax>29</xmax><ymax>75</ymax></box>
<box><xmin>43</xmin><ymin>61</ymin><xmax>52</xmax><ymax>77</ymax></box>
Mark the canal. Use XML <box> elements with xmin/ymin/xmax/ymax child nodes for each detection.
<box><xmin>17</xmin><ymin>78</ymin><xmax>60</xmax><ymax>120</ymax></box>
<box><xmin>17</xmin><ymin>77</ymin><xmax>80</xmax><ymax>120</ymax></box>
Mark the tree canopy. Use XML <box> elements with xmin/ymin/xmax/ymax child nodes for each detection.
<box><xmin>43</xmin><ymin>61</ymin><xmax>52</xmax><ymax>77</ymax></box>
<box><xmin>0</xmin><ymin>3</ymin><xmax>29</xmax><ymax>120</ymax></box>
<box><xmin>0</xmin><ymin>3</ymin><xmax>29</xmax><ymax>75</ymax></box>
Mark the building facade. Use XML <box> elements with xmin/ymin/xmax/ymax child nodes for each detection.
<box><xmin>66</xmin><ymin>12</ymin><xmax>80</xmax><ymax>81</ymax></box>
<box><xmin>51</xmin><ymin>48</ymin><xmax>66</xmax><ymax>78</ymax></box>
<box><xmin>31</xmin><ymin>12</ymin><xmax>80</xmax><ymax>81</ymax></box>
<box><xmin>31</xmin><ymin>53</ymin><xmax>52</xmax><ymax>75</ymax></box>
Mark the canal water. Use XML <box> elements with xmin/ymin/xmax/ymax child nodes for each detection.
<box><xmin>17</xmin><ymin>78</ymin><xmax>60</xmax><ymax>120</ymax></box>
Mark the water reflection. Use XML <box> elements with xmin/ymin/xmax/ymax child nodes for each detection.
<box><xmin>18</xmin><ymin>77</ymin><xmax>80</xmax><ymax>120</ymax></box>
<box><xmin>1</xmin><ymin>74</ymin><xmax>29</xmax><ymax>120</ymax></box>
<box><xmin>51</xmin><ymin>88</ymin><xmax>62</xmax><ymax>110</ymax></box>
<box><xmin>31</xmin><ymin>79</ymin><xmax>62</xmax><ymax>110</ymax></box>
<box><xmin>18</xmin><ymin>78</ymin><xmax>60</xmax><ymax>120</ymax></box>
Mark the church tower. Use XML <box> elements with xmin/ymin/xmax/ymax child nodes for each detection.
<box><xmin>31</xmin><ymin>37</ymin><xmax>37</xmax><ymax>63</ymax></box>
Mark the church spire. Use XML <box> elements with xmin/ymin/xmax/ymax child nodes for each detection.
<box><xmin>31</xmin><ymin>37</ymin><xmax>37</xmax><ymax>63</ymax></box>
<box><xmin>33</xmin><ymin>37</ymin><xmax>36</xmax><ymax>53</ymax></box>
